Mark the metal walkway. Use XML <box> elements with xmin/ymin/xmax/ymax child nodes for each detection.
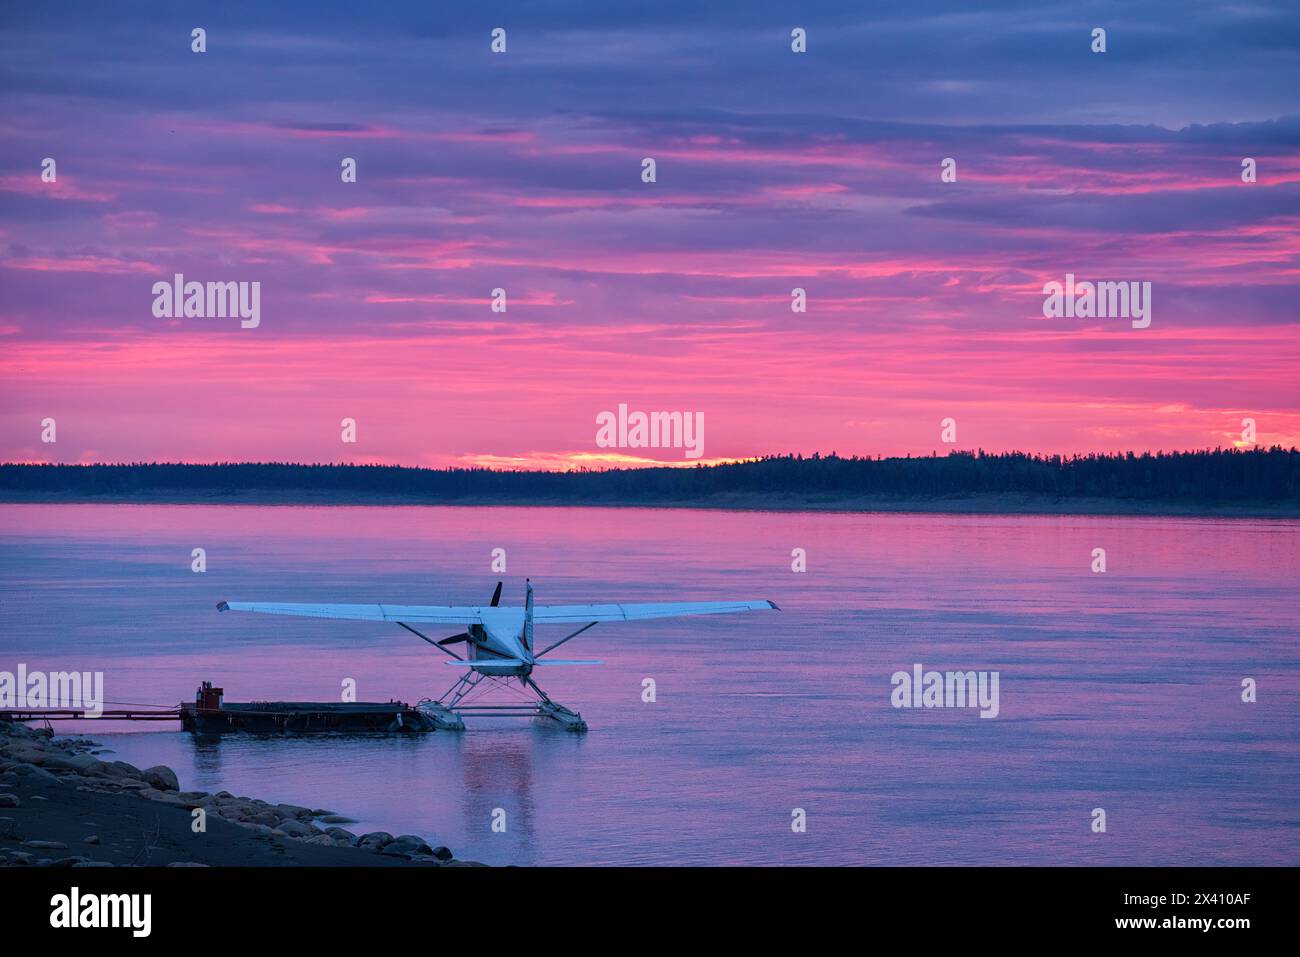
<box><xmin>0</xmin><ymin>708</ymin><xmax>181</xmax><ymax>722</ymax></box>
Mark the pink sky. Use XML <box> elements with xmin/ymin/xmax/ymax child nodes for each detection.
<box><xmin>2</xmin><ymin>8</ymin><xmax>1298</xmax><ymax>468</ymax></box>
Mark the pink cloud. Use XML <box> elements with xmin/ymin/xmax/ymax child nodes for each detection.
<box><xmin>0</xmin><ymin>174</ymin><xmax>114</xmax><ymax>202</ymax></box>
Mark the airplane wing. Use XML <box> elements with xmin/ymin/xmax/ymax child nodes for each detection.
<box><xmin>532</xmin><ymin>600</ymin><xmax>779</xmax><ymax>623</ymax></box>
<box><xmin>217</xmin><ymin>599</ymin><xmax>778</xmax><ymax>625</ymax></box>
<box><xmin>216</xmin><ymin>601</ymin><xmax>501</xmax><ymax>625</ymax></box>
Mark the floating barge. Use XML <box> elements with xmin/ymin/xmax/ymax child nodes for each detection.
<box><xmin>179</xmin><ymin>682</ymin><xmax>437</xmax><ymax>734</ymax></box>
<box><xmin>0</xmin><ymin>682</ymin><xmax>488</xmax><ymax>734</ymax></box>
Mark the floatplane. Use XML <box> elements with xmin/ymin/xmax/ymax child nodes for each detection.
<box><xmin>217</xmin><ymin>580</ymin><xmax>778</xmax><ymax>732</ymax></box>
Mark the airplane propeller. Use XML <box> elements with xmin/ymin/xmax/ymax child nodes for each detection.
<box><xmin>436</xmin><ymin>581</ymin><xmax>503</xmax><ymax>646</ymax></box>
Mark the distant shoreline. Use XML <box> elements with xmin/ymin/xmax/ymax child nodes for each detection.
<box><xmin>4</xmin><ymin>453</ymin><xmax>1297</xmax><ymax>518</ymax></box>
<box><xmin>2</xmin><ymin>490</ymin><xmax>1297</xmax><ymax>518</ymax></box>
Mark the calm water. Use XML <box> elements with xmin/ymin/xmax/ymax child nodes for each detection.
<box><xmin>1</xmin><ymin>503</ymin><xmax>1297</xmax><ymax>866</ymax></box>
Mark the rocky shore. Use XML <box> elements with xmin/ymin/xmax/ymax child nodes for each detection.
<box><xmin>0</xmin><ymin>720</ymin><xmax>482</xmax><ymax>867</ymax></box>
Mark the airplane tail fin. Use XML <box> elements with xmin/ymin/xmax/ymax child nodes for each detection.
<box><xmin>523</xmin><ymin>578</ymin><xmax>535</xmax><ymax>654</ymax></box>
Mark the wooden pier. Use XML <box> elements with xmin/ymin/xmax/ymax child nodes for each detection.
<box><xmin>0</xmin><ymin>707</ymin><xmax>181</xmax><ymax>722</ymax></box>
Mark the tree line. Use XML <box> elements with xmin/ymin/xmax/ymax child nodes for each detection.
<box><xmin>2</xmin><ymin>448</ymin><xmax>1298</xmax><ymax>504</ymax></box>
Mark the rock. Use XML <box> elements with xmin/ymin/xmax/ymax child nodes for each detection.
<box><xmin>72</xmin><ymin>861</ymin><xmax>115</xmax><ymax>867</ymax></box>
<box><xmin>0</xmin><ymin>793</ymin><xmax>19</xmax><ymax>808</ymax></box>
<box><xmin>88</xmin><ymin>760</ymin><xmax>143</xmax><ymax>780</ymax></box>
<box><xmin>318</xmin><ymin>814</ymin><xmax>358</xmax><ymax>824</ymax></box>
<box><xmin>383</xmin><ymin>834</ymin><xmax>433</xmax><ymax>858</ymax></box>
<box><xmin>0</xmin><ymin>772</ymin><xmax>17</xmax><ymax>787</ymax></box>
<box><xmin>430</xmin><ymin>845</ymin><xmax>454</xmax><ymax>861</ymax></box>
<box><xmin>39</xmin><ymin>753</ymin><xmax>98</xmax><ymax>774</ymax></box>
<box><xmin>166</xmin><ymin>862</ymin><xmax>209</xmax><ymax>867</ymax></box>
<box><xmin>304</xmin><ymin>834</ymin><xmax>349</xmax><ymax>847</ymax></box>
<box><xmin>324</xmin><ymin>827</ymin><xmax>357</xmax><ymax>843</ymax></box>
<box><xmin>394</xmin><ymin>834</ymin><xmax>431</xmax><ymax>850</ymax></box>
<box><xmin>8</xmin><ymin>851</ymin><xmax>33</xmax><ymax>865</ymax></box>
<box><xmin>142</xmin><ymin>765</ymin><xmax>179</xmax><ymax>791</ymax></box>
<box><xmin>83</xmin><ymin>835</ymin><xmax>100</xmax><ymax>845</ymax></box>
<box><xmin>12</xmin><ymin>765</ymin><xmax>59</xmax><ymax>784</ymax></box>
<box><xmin>49</xmin><ymin>856</ymin><xmax>91</xmax><ymax>867</ymax></box>
<box><xmin>0</xmin><ymin>817</ymin><xmax>20</xmax><ymax>840</ymax></box>
<box><xmin>251</xmin><ymin>810</ymin><xmax>281</xmax><ymax>827</ymax></box>
<box><xmin>273</xmin><ymin>819</ymin><xmax>314</xmax><ymax>838</ymax></box>
<box><xmin>357</xmin><ymin>831</ymin><xmax>394</xmax><ymax>849</ymax></box>
<box><xmin>4</xmin><ymin>746</ymin><xmax>48</xmax><ymax>766</ymax></box>
<box><xmin>274</xmin><ymin>803</ymin><xmax>313</xmax><ymax>821</ymax></box>
<box><xmin>22</xmin><ymin>840</ymin><xmax>69</xmax><ymax>850</ymax></box>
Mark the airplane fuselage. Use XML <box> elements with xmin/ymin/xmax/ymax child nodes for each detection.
<box><xmin>466</xmin><ymin>622</ymin><xmax>534</xmax><ymax>676</ymax></box>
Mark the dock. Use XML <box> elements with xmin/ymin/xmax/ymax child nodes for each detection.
<box><xmin>0</xmin><ymin>707</ymin><xmax>180</xmax><ymax>722</ymax></box>
<box><xmin>0</xmin><ymin>682</ymin><xmax>437</xmax><ymax>734</ymax></box>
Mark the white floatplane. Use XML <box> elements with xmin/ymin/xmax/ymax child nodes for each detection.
<box><xmin>217</xmin><ymin>580</ymin><xmax>778</xmax><ymax>732</ymax></box>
